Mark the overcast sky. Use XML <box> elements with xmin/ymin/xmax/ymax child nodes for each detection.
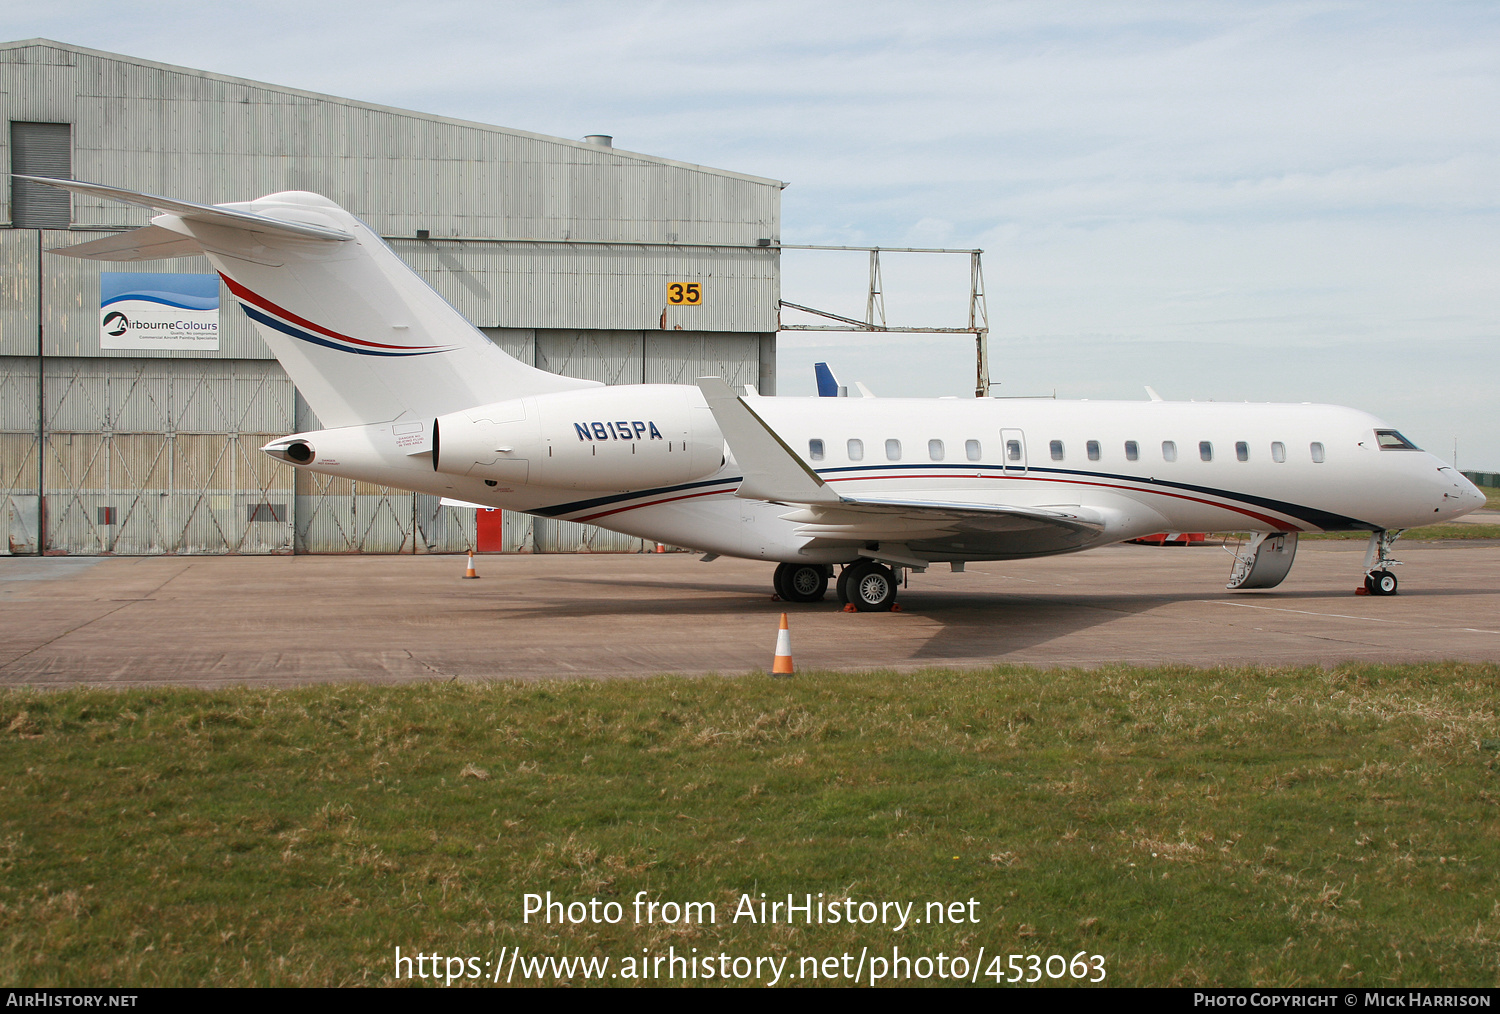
<box><xmin>8</xmin><ymin>1</ymin><xmax>1499</xmax><ymax>467</ymax></box>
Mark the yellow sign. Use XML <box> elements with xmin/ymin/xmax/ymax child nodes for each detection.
<box><xmin>667</xmin><ymin>282</ymin><xmax>702</xmax><ymax>306</ymax></box>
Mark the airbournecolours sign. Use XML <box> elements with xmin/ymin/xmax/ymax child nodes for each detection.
<box><xmin>100</xmin><ymin>272</ymin><xmax>220</xmax><ymax>350</ymax></box>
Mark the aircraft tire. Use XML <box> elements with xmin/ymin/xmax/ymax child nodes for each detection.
<box><xmin>781</xmin><ymin>563</ymin><xmax>829</xmax><ymax>603</ymax></box>
<box><xmin>1371</xmin><ymin>570</ymin><xmax>1398</xmax><ymax>596</ymax></box>
<box><xmin>845</xmin><ymin>560</ymin><xmax>897</xmax><ymax>612</ymax></box>
<box><xmin>772</xmin><ymin>562</ymin><xmax>792</xmax><ymax>601</ymax></box>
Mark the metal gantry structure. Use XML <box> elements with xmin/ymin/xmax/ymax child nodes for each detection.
<box><xmin>778</xmin><ymin>245</ymin><xmax>992</xmax><ymax>397</ymax></box>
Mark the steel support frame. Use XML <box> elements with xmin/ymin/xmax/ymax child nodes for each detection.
<box><xmin>778</xmin><ymin>244</ymin><xmax>991</xmax><ymax>397</ymax></box>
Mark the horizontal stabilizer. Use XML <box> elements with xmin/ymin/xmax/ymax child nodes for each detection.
<box><xmin>50</xmin><ymin>223</ymin><xmax>203</xmax><ymax>262</ymax></box>
<box><xmin>695</xmin><ymin>377</ymin><xmax>840</xmax><ymax>504</ymax></box>
<box><xmin>14</xmin><ymin>176</ymin><xmax>353</xmax><ymax>243</ymax></box>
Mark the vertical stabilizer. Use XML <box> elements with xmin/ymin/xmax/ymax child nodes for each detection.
<box><xmin>32</xmin><ymin>177</ymin><xmax>597</xmax><ymax>427</ymax></box>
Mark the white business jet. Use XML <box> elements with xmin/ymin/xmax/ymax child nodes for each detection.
<box><xmin>28</xmin><ymin>178</ymin><xmax>1485</xmax><ymax>611</ymax></box>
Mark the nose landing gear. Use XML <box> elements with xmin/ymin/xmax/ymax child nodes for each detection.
<box><xmin>1361</xmin><ymin>529</ymin><xmax>1403</xmax><ymax>596</ymax></box>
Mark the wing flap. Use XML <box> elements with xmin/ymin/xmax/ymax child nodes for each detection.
<box><xmin>782</xmin><ymin>496</ymin><xmax>1107</xmax><ymax>545</ymax></box>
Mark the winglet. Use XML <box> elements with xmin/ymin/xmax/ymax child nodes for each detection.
<box><xmin>696</xmin><ymin>377</ymin><xmax>840</xmax><ymax>504</ymax></box>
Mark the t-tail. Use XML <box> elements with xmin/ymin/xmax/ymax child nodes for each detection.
<box><xmin>24</xmin><ymin>176</ymin><xmax>595</xmax><ymax>428</ymax></box>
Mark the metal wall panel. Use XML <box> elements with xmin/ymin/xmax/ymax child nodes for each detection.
<box><xmin>479</xmin><ymin>327</ymin><xmax>535</xmax><ymax>366</ymax></box>
<box><xmin>0</xmin><ymin>230</ymin><xmax>38</xmax><ymax>356</ymax></box>
<box><xmin>414</xmin><ymin>493</ymin><xmax>480</xmax><ymax>554</ymax></box>
<box><xmin>395</xmin><ymin>241</ymin><xmax>777</xmax><ymax>332</ymax></box>
<box><xmin>645</xmin><ymin>332</ymin><xmax>762</xmax><ymax>389</ymax></box>
<box><xmin>536</xmin><ymin>330</ymin><xmax>644</xmax><ymax>386</ymax></box>
<box><xmin>37</xmin><ymin>358</ymin><xmax>296</xmax><ymax>554</ymax></box>
<box><xmin>532</xmin><ymin>517</ymin><xmax>646</xmax><ymax>555</ymax></box>
<box><xmin>293</xmin><ymin>471</ymin><xmax>420</xmax><ymax>554</ymax></box>
<box><xmin>1</xmin><ymin>40</ymin><xmax>781</xmax><ymax>335</ymax></box>
<box><xmin>0</xmin><ymin>356</ymin><xmax>39</xmax><ymax>431</ymax></box>
<box><xmin>0</xmin><ymin>357</ymin><xmax>39</xmax><ymax>554</ymax></box>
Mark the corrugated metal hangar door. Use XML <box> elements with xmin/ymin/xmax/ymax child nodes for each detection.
<box><xmin>32</xmin><ymin>359</ymin><xmax>295</xmax><ymax>554</ymax></box>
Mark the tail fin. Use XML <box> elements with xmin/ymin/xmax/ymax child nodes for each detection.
<box><xmin>25</xmin><ymin>176</ymin><xmax>596</xmax><ymax>428</ymax></box>
<box><xmin>813</xmin><ymin>361</ymin><xmax>840</xmax><ymax>397</ymax></box>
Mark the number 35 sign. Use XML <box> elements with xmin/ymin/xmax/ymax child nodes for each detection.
<box><xmin>667</xmin><ymin>282</ymin><xmax>702</xmax><ymax>305</ymax></box>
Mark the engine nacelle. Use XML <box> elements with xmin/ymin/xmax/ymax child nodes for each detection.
<box><xmin>433</xmin><ymin>385</ymin><xmax>723</xmax><ymax>490</ymax></box>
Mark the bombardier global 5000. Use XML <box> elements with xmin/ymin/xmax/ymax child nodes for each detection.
<box><xmin>26</xmin><ymin>176</ymin><xmax>1486</xmax><ymax>611</ymax></box>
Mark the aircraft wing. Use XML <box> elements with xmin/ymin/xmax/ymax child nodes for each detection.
<box><xmin>696</xmin><ymin>377</ymin><xmax>840</xmax><ymax>504</ymax></box>
<box><xmin>695</xmin><ymin>377</ymin><xmax>1109</xmax><ymax>556</ymax></box>
<box><xmin>778</xmin><ymin>498</ymin><xmax>1106</xmax><ymax>551</ymax></box>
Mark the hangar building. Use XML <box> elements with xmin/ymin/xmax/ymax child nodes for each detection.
<box><xmin>1</xmin><ymin>39</ymin><xmax>781</xmax><ymax>556</ymax></box>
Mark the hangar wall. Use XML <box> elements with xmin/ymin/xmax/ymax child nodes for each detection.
<box><xmin>1</xmin><ymin>40</ymin><xmax>782</xmax><ymax>556</ymax></box>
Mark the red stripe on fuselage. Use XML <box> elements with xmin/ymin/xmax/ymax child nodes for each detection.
<box><xmin>571</xmin><ymin>486</ymin><xmax>738</xmax><ymax>523</ymax></box>
<box><xmin>220</xmin><ymin>274</ymin><xmax>446</xmax><ymax>352</ymax></box>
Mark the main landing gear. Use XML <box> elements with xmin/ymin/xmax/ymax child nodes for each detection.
<box><xmin>1362</xmin><ymin>529</ymin><xmax>1403</xmax><ymax>596</ymax></box>
<box><xmin>836</xmin><ymin>560</ymin><xmax>898</xmax><ymax>612</ymax></box>
<box><xmin>771</xmin><ymin>560</ymin><xmax>900</xmax><ymax>611</ymax></box>
<box><xmin>772</xmin><ymin>562</ymin><xmax>831</xmax><ymax>603</ymax></box>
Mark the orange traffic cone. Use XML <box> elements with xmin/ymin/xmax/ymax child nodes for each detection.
<box><xmin>772</xmin><ymin>612</ymin><xmax>793</xmax><ymax>676</ymax></box>
<box><xmin>462</xmin><ymin>553</ymin><xmax>480</xmax><ymax>579</ymax></box>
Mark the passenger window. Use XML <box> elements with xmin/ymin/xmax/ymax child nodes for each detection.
<box><xmin>1049</xmin><ymin>440</ymin><xmax>1064</xmax><ymax>461</ymax></box>
<box><xmin>928</xmin><ymin>439</ymin><xmax>944</xmax><ymax>461</ymax></box>
<box><xmin>1310</xmin><ymin>441</ymin><xmax>1325</xmax><ymax>463</ymax></box>
<box><xmin>1199</xmin><ymin>441</ymin><xmax>1213</xmax><ymax>462</ymax></box>
<box><xmin>1271</xmin><ymin>441</ymin><xmax>1286</xmax><ymax>463</ymax></box>
<box><xmin>1086</xmin><ymin>440</ymin><xmax>1100</xmax><ymax>461</ymax></box>
<box><xmin>809</xmin><ymin>439</ymin><xmax>825</xmax><ymax>461</ymax></box>
<box><xmin>1006</xmin><ymin>439</ymin><xmax>1022</xmax><ymax>462</ymax></box>
<box><xmin>1162</xmin><ymin>440</ymin><xmax>1177</xmax><ymax>462</ymax></box>
<box><xmin>1235</xmin><ymin>441</ymin><xmax>1248</xmax><ymax>462</ymax></box>
<box><xmin>885</xmin><ymin>439</ymin><xmax>902</xmax><ymax>461</ymax></box>
<box><xmin>847</xmin><ymin>438</ymin><xmax>863</xmax><ymax>461</ymax></box>
<box><xmin>965</xmin><ymin>439</ymin><xmax>981</xmax><ymax>461</ymax></box>
<box><xmin>1124</xmin><ymin>440</ymin><xmax>1139</xmax><ymax>461</ymax></box>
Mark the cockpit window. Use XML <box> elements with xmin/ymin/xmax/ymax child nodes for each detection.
<box><xmin>1375</xmin><ymin>429</ymin><xmax>1420</xmax><ymax>451</ymax></box>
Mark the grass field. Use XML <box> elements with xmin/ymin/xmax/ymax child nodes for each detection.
<box><xmin>3</xmin><ymin>664</ymin><xmax>1498</xmax><ymax>988</ymax></box>
<box><xmin>1301</xmin><ymin>524</ymin><xmax>1500</xmax><ymax>541</ymax></box>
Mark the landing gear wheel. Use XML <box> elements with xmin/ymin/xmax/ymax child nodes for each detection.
<box><xmin>774</xmin><ymin>562</ymin><xmax>829</xmax><ymax>603</ymax></box>
<box><xmin>1366</xmin><ymin>570</ymin><xmax>1398</xmax><ymax>596</ymax></box>
<box><xmin>843</xmin><ymin>560</ymin><xmax>897</xmax><ymax>612</ymax></box>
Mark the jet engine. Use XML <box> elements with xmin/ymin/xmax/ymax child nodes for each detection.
<box><xmin>432</xmin><ymin>385</ymin><xmax>723</xmax><ymax>491</ymax></box>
